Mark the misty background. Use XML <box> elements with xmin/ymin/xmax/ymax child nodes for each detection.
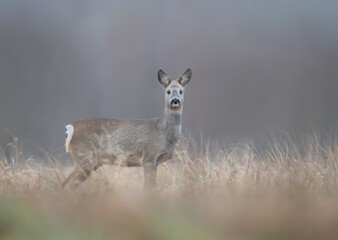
<box><xmin>0</xmin><ymin>1</ymin><xmax>338</xmax><ymax>157</ymax></box>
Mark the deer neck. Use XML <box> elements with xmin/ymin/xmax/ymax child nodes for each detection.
<box><xmin>161</xmin><ymin>108</ymin><xmax>182</xmax><ymax>147</ymax></box>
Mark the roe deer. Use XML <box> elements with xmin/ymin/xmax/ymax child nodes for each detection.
<box><xmin>62</xmin><ymin>69</ymin><xmax>192</xmax><ymax>189</ymax></box>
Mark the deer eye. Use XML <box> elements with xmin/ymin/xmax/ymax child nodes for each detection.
<box><xmin>179</xmin><ymin>89</ymin><xmax>183</xmax><ymax>94</ymax></box>
<box><xmin>167</xmin><ymin>90</ymin><xmax>171</xmax><ymax>95</ymax></box>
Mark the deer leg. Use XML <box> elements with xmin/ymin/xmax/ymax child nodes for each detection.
<box><xmin>144</xmin><ymin>161</ymin><xmax>157</xmax><ymax>190</ymax></box>
<box><xmin>61</xmin><ymin>156</ymin><xmax>96</xmax><ymax>190</ymax></box>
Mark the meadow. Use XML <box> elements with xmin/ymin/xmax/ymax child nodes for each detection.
<box><xmin>1</xmin><ymin>134</ymin><xmax>338</xmax><ymax>240</ymax></box>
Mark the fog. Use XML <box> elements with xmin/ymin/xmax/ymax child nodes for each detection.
<box><xmin>1</xmin><ymin>1</ymin><xmax>338</xmax><ymax>155</ymax></box>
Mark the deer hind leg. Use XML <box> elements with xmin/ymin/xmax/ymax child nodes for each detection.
<box><xmin>61</xmin><ymin>154</ymin><xmax>97</xmax><ymax>190</ymax></box>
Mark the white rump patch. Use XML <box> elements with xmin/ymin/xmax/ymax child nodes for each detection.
<box><xmin>65</xmin><ymin>124</ymin><xmax>74</xmax><ymax>152</ymax></box>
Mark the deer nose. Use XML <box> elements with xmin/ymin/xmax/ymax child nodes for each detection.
<box><xmin>171</xmin><ymin>98</ymin><xmax>180</xmax><ymax>105</ymax></box>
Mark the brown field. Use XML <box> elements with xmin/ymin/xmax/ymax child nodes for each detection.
<box><xmin>1</xmin><ymin>135</ymin><xmax>338</xmax><ymax>240</ymax></box>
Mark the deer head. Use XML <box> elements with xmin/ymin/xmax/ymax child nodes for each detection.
<box><xmin>158</xmin><ymin>68</ymin><xmax>192</xmax><ymax>111</ymax></box>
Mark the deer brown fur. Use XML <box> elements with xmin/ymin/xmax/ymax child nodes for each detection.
<box><xmin>62</xmin><ymin>69</ymin><xmax>192</xmax><ymax>189</ymax></box>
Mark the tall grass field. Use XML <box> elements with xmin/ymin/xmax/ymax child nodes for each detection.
<box><xmin>1</xmin><ymin>134</ymin><xmax>338</xmax><ymax>240</ymax></box>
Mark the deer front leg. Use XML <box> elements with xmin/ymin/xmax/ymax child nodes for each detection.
<box><xmin>144</xmin><ymin>161</ymin><xmax>157</xmax><ymax>190</ymax></box>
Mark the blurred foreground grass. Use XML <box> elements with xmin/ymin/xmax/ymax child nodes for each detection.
<box><xmin>1</xmin><ymin>135</ymin><xmax>338</xmax><ymax>240</ymax></box>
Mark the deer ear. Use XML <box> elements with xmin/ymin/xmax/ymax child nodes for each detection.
<box><xmin>178</xmin><ymin>68</ymin><xmax>192</xmax><ymax>87</ymax></box>
<box><xmin>158</xmin><ymin>69</ymin><xmax>171</xmax><ymax>87</ymax></box>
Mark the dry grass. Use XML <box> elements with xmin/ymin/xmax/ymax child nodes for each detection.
<box><xmin>1</xmin><ymin>134</ymin><xmax>338</xmax><ymax>239</ymax></box>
